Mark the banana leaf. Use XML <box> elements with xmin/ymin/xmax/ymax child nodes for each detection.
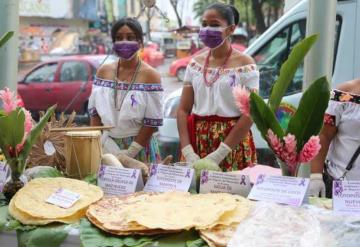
<box><xmin>286</xmin><ymin>76</ymin><xmax>330</xmax><ymax>151</ymax></box>
<box><xmin>268</xmin><ymin>34</ymin><xmax>318</xmax><ymax>111</ymax></box>
<box><xmin>0</xmin><ymin>31</ymin><xmax>13</xmax><ymax>48</ymax></box>
<box><xmin>0</xmin><ymin>109</ymin><xmax>25</xmax><ymax>150</ymax></box>
<box><xmin>250</xmin><ymin>92</ymin><xmax>284</xmax><ymax>140</ymax></box>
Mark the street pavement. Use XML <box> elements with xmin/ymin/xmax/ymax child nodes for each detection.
<box><xmin>156</xmin><ymin>58</ymin><xmax>183</xmax><ymax>99</ymax></box>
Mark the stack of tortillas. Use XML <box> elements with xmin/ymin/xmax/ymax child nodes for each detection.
<box><xmin>86</xmin><ymin>191</ymin><xmax>251</xmax><ymax>240</ymax></box>
<box><xmin>9</xmin><ymin>177</ymin><xmax>103</xmax><ymax>225</ymax></box>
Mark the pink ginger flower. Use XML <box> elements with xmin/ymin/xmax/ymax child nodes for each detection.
<box><xmin>24</xmin><ymin>109</ymin><xmax>33</xmax><ymax>134</ymax></box>
<box><xmin>233</xmin><ymin>86</ymin><xmax>250</xmax><ymax>117</ymax></box>
<box><xmin>266</xmin><ymin>129</ymin><xmax>283</xmax><ymax>157</ymax></box>
<box><xmin>299</xmin><ymin>136</ymin><xmax>321</xmax><ymax>163</ymax></box>
<box><xmin>0</xmin><ymin>87</ymin><xmax>21</xmax><ymax>113</ymax></box>
<box><xmin>281</xmin><ymin>134</ymin><xmax>298</xmax><ymax>165</ymax></box>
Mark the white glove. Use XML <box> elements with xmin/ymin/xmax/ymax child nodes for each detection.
<box><xmin>309</xmin><ymin>173</ymin><xmax>326</xmax><ymax>198</ymax></box>
<box><xmin>121</xmin><ymin>141</ymin><xmax>143</xmax><ymax>158</ymax></box>
<box><xmin>205</xmin><ymin>142</ymin><xmax>232</xmax><ymax>165</ymax></box>
<box><xmin>101</xmin><ymin>131</ymin><xmax>122</xmax><ymax>156</ymax></box>
<box><xmin>182</xmin><ymin>145</ymin><xmax>200</xmax><ymax>163</ymax></box>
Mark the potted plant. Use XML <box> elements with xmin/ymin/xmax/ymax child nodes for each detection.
<box><xmin>233</xmin><ymin>34</ymin><xmax>330</xmax><ymax>177</ymax></box>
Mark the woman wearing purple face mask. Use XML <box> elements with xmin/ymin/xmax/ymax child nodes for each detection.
<box><xmin>89</xmin><ymin>17</ymin><xmax>163</xmax><ymax>164</ymax></box>
<box><xmin>177</xmin><ymin>3</ymin><xmax>259</xmax><ymax>171</ymax></box>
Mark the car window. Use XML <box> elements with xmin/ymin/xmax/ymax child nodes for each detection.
<box><xmin>24</xmin><ymin>63</ymin><xmax>57</xmax><ymax>83</ymax></box>
<box><xmin>255</xmin><ymin>17</ymin><xmax>341</xmax><ymax>98</ymax></box>
<box><xmin>60</xmin><ymin>61</ymin><xmax>88</xmax><ymax>82</ymax></box>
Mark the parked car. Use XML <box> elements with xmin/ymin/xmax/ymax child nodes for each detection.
<box><xmin>140</xmin><ymin>44</ymin><xmax>165</xmax><ymax>68</ymax></box>
<box><xmin>17</xmin><ymin>55</ymin><xmax>111</xmax><ymax>116</ymax></box>
<box><xmin>158</xmin><ymin>0</ymin><xmax>360</xmax><ymax>163</ymax></box>
<box><xmin>169</xmin><ymin>43</ymin><xmax>246</xmax><ymax>81</ymax></box>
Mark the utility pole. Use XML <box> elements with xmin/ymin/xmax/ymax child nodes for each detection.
<box><xmin>0</xmin><ymin>0</ymin><xmax>19</xmax><ymax>91</ymax></box>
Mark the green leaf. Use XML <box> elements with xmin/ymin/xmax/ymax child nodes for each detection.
<box><xmin>286</xmin><ymin>76</ymin><xmax>330</xmax><ymax>151</ymax></box>
<box><xmin>250</xmin><ymin>92</ymin><xmax>284</xmax><ymax>140</ymax></box>
<box><xmin>83</xmin><ymin>173</ymin><xmax>97</xmax><ymax>185</ymax></box>
<box><xmin>17</xmin><ymin>224</ymin><xmax>70</xmax><ymax>247</ymax></box>
<box><xmin>186</xmin><ymin>238</ymin><xmax>207</xmax><ymax>247</ymax></box>
<box><xmin>18</xmin><ymin>105</ymin><xmax>56</xmax><ymax>171</ymax></box>
<box><xmin>157</xmin><ymin>230</ymin><xmax>201</xmax><ymax>247</ymax></box>
<box><xmin>27</xmin><ymin>166</ymin><xmax>63</xmax><ymax>179</ymax></box>
<box><xmin>0</xmin><ymin>31</ymin><xmax>14</xmax><ymax>48</ymax></box>
<box><xmin>0</xmin><ymin>193</ymin><xmax>7</xmax><ymax>207</ymax></box>
<box><xmin>0</xmin><ymin>108</ymin><xmax>25</xmax><ymax>149</ymax></box>
<box><xmin>268</xmin><ymin>34</ymin><xmax>318</xmax><ymax>111</ymax></box>
<box><xmin>79</xmin><ymin>218</ymin><xmax>124</xmax><ymax>247</ymax></box>
<box><xmin>0</xmin><ymin>206</ymin><xmax>9</xmax><ymax>231</ymax></box>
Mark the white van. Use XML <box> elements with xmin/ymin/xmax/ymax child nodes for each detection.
<box><xmin>158</xmin><ymin>0</ymin><xmax>360</xmax><ymax>164</ymax></box>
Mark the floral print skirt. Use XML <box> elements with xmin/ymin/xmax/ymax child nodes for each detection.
<box><xmin>188</xmin><ymin>114</ymin><xmax>257</xmax><ymax>171</ymax></box>
<box><xmin>112</xmin><ymin>136</ymin><xmax>162</xmax><ymax>164</ymax></box>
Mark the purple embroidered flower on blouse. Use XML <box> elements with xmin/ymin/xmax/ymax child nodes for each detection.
<box><xmin>130</xmin><ymin>94</ymin><xmax>137</xmax><ymax>107</ymax></box>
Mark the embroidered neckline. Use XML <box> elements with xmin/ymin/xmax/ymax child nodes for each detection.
<box><xmin>331</xmin><ymin>89</ymin><xmax>360</xmax><ymax>104</ymax></box>
<box><xmin>94</xmin><ymin>78</ymin><xmax>163</xmax><ymax>92</ymax></box>
<box><xmin>189</xmin><ymin>59</ymin><xmax>257</xmax><ymax>74</ymax></box>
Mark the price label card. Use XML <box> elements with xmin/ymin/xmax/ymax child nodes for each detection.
<box><xmin>144</xmin><ymin>164</ymin><xmax>194</xmax><ymax>193</ymax></box>
<box><xmin>46</xmin><ymin>188</ymin><xmax>80</xmax><ymax>208</ymax></box>
<box><xmin>0</xmin><ymin>162</ymin><xmax>9</xmax><ymax>193</ymax></box>
<box><xmin>333</xmin><ymin>180</ymin><xmax>360</xmax><ymax>214</ymax></box>
<box><xmin>248</xmin><ymin>175</ymin><xmax>310</xmax><ymax>206</ymax></box>
<box><xmin>199</xmin><ymin>170</ymin><xmax>251</xmax><ymax>197</ymax></box>
<box><xmin>97</xmin><ymin>165</ymin><xmax>143</xmax><ymax>196</ymax></box>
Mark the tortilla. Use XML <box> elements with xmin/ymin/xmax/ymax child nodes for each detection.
<box><xmin>200</xmin><ymin>223</ymin><xmax>239</xmax><ymax>247</ymax></box>
<box><xmin>13</xmin><ymin>177</ymin><xmax>103</xmax><ymax>219</ymax></box>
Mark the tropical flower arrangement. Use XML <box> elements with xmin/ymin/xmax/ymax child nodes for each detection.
<box><xmin>233</xmin><ymin>34</ymin><xmax>330</xmax><ymax>177</ymax></box>
<box><xmin>0</xmin><ymin>88</ymin><xmax>55</xmax><ymax>199</ymax></box>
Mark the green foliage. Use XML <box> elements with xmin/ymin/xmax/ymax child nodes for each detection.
<box><xmin>83</xmin><ymin>173</ymin><xmax>97</xmax><ymax>185</ymax></box>
<box><xmin>28</xmin><ymin>166</ymin><xmax>63</xmax><ymax>179</ymax></box>
<box><xmin>268</xmin><ymin>35</ymin><xmax>318</xmax><ymax>111</ymax></box>
<box><xmin>250</xmin><ymin>92</ymin><xmax>284</xmax><ymax>140</ymax></box>
<box><xmin>286</xmin><ymin>76</ymin><xmax>330</xmax><ymax>151</ymax></box>
<box><xmin>0</xmin><ymin>108</ymin><xmax>25</xmax><ymax>150</ymax></box>
<box><xmin>0</xmin><ymin>31</ymin><xmax>13</xmax><ymax>48</ymax></box>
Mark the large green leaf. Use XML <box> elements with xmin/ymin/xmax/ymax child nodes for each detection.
<box><xmin>0</xmin><ymin>31</ymin><xmax>13</xmax><ymax>48</ymax></box>
<box><xmin>0</xmin><ymin>206</ymin><xmax>9</xmax><ymax>231</ymax></box>
<box><xmin>18</xmin><ymin>105</ymin><xmax>56</xmax><ymax>170</ymax></box>
<box><xmin>17</xmin><ymin>224</ymin><xmax>70</xmax><ymax>247</ymax></box>
<box><xmin>250</xmin><ymin>92</ymin><xmax>284</xmax><ymax>140</ymax></box>
<box><xmin>0</xmin><ymin>108</ymin><xmax>25</xmax><ymax>149</ymax></box>
<box><xmin>156</xmin><ymin>230</ymin><xmax>202</xmax><ymax>247</ymax></box>
<box><xmin>286</xmin><ymin>76</ymin><xmax>330</xmax><ymax>151</ymax></box>
<box><xmin>268</xmin><ymin>34</ymin><xmax>318</xmax><ymax>111</ymax></box>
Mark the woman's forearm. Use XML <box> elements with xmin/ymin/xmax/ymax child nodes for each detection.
<box><xmin>134</xmin><ymin>126</ymin><xmax>156</xmax><ymax>147</ymax></box>
<box><xmin>223</xmin><ymin>115</ymin><xmax>253</xmax><ymax>149</ymax></box>
<box><xmin>177</xmin><ymin>109</ymin><xmax>191</xmax><ymax>148</ymax></box>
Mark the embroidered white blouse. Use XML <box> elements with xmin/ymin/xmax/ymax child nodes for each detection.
<box><xmin>184</xmin><ymin>59</ymin><xmax>259</xmax><ymax>117</ymax></box>
<box><xmin>88</xmin><ymin>78</ymin><xmax>163</xmax><ymax>139</ymax></box>
<box><xmin>324</xmin><ymin>89</ymin><xmax>360</xmax><ymax>180</ymax></box>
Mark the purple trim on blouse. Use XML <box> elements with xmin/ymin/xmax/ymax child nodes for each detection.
<box><xmin>94</xmin><ymin>78</ymin><xmax>164</xmax><ymax>92</ymax></box>
<box><xmin>143</xmin><ymin>118</ymin><xmax>163</xmax><ymax>127</ymax></box>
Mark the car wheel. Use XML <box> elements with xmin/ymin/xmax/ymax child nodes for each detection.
<box><xmin>176</xmin><ymin>67</ymin><xmax>186</xmax><ymax>82</ymax></box>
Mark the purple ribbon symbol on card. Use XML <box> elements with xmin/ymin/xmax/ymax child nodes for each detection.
<box><xmin>298</xmin><ymin>178</ymin><xmax>306</xmax><ymax>186</ymax></box>
<box><xmin>185</xmin><ymin>169</ymin><xmax>191</xmax><ymax>178</ymax></box>
<box><xmin>334</xmin><ymin>180</ymin><xmax>343</xmax><ymax>196</ymax></box>
<box><xmin>200</xmin><ymin>170</ymin><xmax>209</xmax><ymax>185</ymax></box>
<box><xmin>131</xmin><ymin>170</ymin><xmax>137</xmax><ymax>178</ymax></box>
<box><xmin>229</xmin><ymin>74</ymin><xmax>236</xmax><ymax>87</ymax></box>
<box><xmin>98</xmin><ymin>165</ymin><xmax>106</xmax><ymax>179</ymax></box>
<box><xmin>240</xmin><ymin>175</ymin><xmax>247</xmax><ymax>185</ymax></box>
<box><xmin>256</xmin><ymin>174</ymin><xmax>265</xmax><ymax>185</ymax></box>
<box><xmin>150</xmin><ymin>164</ymin><xmax>158</xmax><ymax>177</ymax></box>
<box><xmin>130</xmin><ymin>94</ymin><xmax>137</xmax><ymax>107</ymax></box>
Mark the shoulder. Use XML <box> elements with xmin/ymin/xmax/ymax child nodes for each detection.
<box><xmin>231</xmin><ymin>50</ymin><xmax>255</xmax><ymax>66</ymax></box>
<box><xmin>96</xmin><ymin>62</ymin><xmax>117</xmax><ymax>80</ymax></box>
<box><xmin>336</xmin><ymin>78</ymin><xmax>360</xmax><ymax>95</ymax></box>
<box><xmin>192</xmin><ymin>49</ymin><xmax>209</xmax><ymax>64</ymax></box>
<box><xmin>140</xmin><ymin>62</ymin><xmax>161</xmax><ymax>84</ymax></box>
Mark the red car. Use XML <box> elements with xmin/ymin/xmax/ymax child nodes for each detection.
<box><xmin>169</xmin><ymin>43</ymin><xmax>247</xmax><ymax>81</ymax></box>
<box><xmin>18</xmin><ymin>55</ymin><xmax>108</xmax><ymax>115</ymax></box>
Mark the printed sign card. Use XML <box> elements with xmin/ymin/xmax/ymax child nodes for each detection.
<box><xmin>144</xmin><ymin>164</ymin><xmax>194</xmax><ymax>192</ymax></box>
<box><xmin>0</xmin><ymin>162</ymin><xmax>9</xmax><ymax>193</ymax></box>
<box><xmin>199</xmin><ymin>170</ymin><xmax>251</xmax><ymax>197</ymax></box>
<box><xmin>46</xmin><ymin>188</ymin><xmax>80</xmax><ymax>208</ymax></box>
<box><xmin>333</xmin><ymin>180</ymin><xmax>360</xmax><ymax>214</ymax></box>
<box><xmin>248</xmin><ymin>175</ymin><xmax>310</xmax><ymax>206</ymax></box>
<box><xmin>97</xmin><ymin>165</ymin><xmax>143</xmax><ymax>196</ymax></box>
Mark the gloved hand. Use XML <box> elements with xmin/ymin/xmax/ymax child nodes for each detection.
<box><xmin>182</xmin><ymin>145</ymin><xmax>200</xmax><ymax>163</ymax></box>
<box><xmin>205</xmin><ymin>142</ymin><xmax>232</xmax><ymax>165</ymax></box>
<box><xmin>121</xmin><ymin>141</ymin><xmax>143</xmax><ymax>158</ymax></box>
<box><xmin>309</xmin><ymin>173</ymin><xmax>326</xmax><ymax>197</ymax></box>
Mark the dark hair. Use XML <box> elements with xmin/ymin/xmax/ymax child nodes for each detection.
<box><xmin>111</xmin><ymin>17</ymin><xmax>144</xmax><ymax>43</ymax></box>
<box><xmin>205</xmin><ymin>2</ymin><xmax>240</xmax><ymax>26</ymax></box>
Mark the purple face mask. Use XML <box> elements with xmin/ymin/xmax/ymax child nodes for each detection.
<box><xmin>113</xmin><ymin>41</ymin><xmax>140</xmax><ymax>60</ymax></box>
<box><xmin>199</xmin><ymin>26</ymin><xmax>226</xmax><ymax>49</ymax></box>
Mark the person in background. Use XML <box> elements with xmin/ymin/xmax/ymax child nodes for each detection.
<box><xmin>89</xmin><ymin>17</ymin><xmax>163</xmax><ymax>163</ymax></box>
<box><xmin>177</xmin><ymin>2</ymin><xmax>259</xmax><ymax>171</ymax></box>
<box><xmin>310</xmin><ymin>78</ymin><xmax>360</xmax><ymax>198</ymax></box>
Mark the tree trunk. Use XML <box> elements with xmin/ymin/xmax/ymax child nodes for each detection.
<box><xmin>245</xmin><ymin>0</ymin><xmax>250</xmax><ymax>39</ymax></box>
<box><xmin>274</xmin><ymin>6</ymin><xmax>279</xmax><ymax>21</ymax></box>
<box><xmin>170</xmin><ymin>0</ymin><xmax>182</xmax><ymax>28</ymax></box>
<box><xmin>146</xmin><ymin>9</ymin><xmax>152</xmax><ymax>41</ymax></box>
<box><xmin>228</xmin><ymin>0</ymin><xmax>235</xmax><ymax>5</ymax></box>
<box><xmin>251</xmin><ymin>0</ymin><xmax>266</xmax><ymax>34</ymax></box>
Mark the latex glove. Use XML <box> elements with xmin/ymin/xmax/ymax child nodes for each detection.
<box><xmin>205</xmin><ymin>142</ymin><xmax>232</xmax><ymax>165</ymax></box>
<box><xmin>182</xmin><ymin>145</ymin><xmax>200</xmax><ymax>163</ymax></box>
<box><xmin>121</xmin><ymin>141</ymin><xmax>143</xmax><ymax>158</ymax></box>
<box><xmin>101</xmin><ymin>131</ymin><xmax>122</xmax><ymax>156</ymax></box>
<box><xmin>309</xmin><ymin>173</ymin><xmax>326</xmax><ymax>198</ymax></box>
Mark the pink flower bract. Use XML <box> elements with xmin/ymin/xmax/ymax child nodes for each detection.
<box><xmin>233</xmin><ymin>85</ymin><xmax>250</xmax><ymax>117</ymax></box>
<box><xmin>266</xmin><ymin>129</ymin><xmax>283</xmax><ymax>157</ymax></box>
<box><xmin>299</xmin><ymin>136</ymin><xmax>321</xmax><ymax>163</ymax></box>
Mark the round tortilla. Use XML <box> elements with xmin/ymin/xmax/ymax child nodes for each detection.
<box><xmin>200</xmin><ymin>223</ymin><xmax>239</xmax><ymax>247</ymax></box>
<box><xmin>13</xmin><ymin>177</ymin><xmax>103</xmax><ymax>219</ymax></box>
